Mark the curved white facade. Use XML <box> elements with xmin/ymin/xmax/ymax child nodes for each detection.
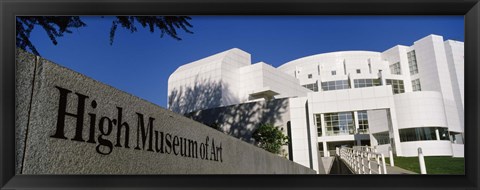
<box><xmin>168</xmin><ymin>34</ymin><xmax>464</xmax><ymax>173</ymax></box>
<box><xmin>401</xmin><ymin>141</ymin><xmax>453</xmax><ymax>157</ymax></box>
<box><xmin>279</xmin><ymin>51</ymin><xmax>385</xmax><ymax>82</ymax></box>
<box><xmin>394</xmin><ymin>92</ymin><xmax>447</xmax><ymax>129</ymax></box>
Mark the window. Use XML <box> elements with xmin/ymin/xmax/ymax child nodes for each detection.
<box><xmin>321</xmin><ymin>80</ymin><xmax>350</xmax><ymax>91</ymax></box>
<box><xmin>399</xmin><ymin>127</ymin><xmax>449</xmax><ymax>142</ymax></box>
<box><xmin>356</xmin><ymin>69</ymin><xmax>361</xmax><ymax>74</ymax></box>
<box><xmin>315</xmin><ymin>114</ymin><xmax>322</xmax><ymax>137</ymax></box>
<box><xmin>412</xmin><ymin>79</ymin><xmax>421</xmax><ymax>91</ymax></box>
<box><xmin>408</xmin><ymin>50</ymin><xmax>419</xmax><ymax>75</ymax></box>
<box><xmin>385</xmin><ymin>79</ymin><xmax>405</xmax><ymax>94</ymax></box>
<box><xmin>353</xmin><ymin>78</ymin><xmax>381</xmax><ymax>88</ymax></box>
<box><xmin>373</xmin><ymin>132</ymin><xmax>390</xmax><ymax>145</ymax></box>
<box><xmin>389</xmin><ymin>62</ymin><xmax>401</xmax><ymax>75</ymax></box>
<box><xmin>438</xmin><ymin>128</ymin><xmax>450</xmax><ymax>140</ymax></box>
<box><xmin>357</xmin><ymin>111</ymin><xmax>369</xmax><ymax>134</ymax></box>
<box><xmin>324</xmin><ymin>112</ymin><xmax>355</xmax><ymax>136</ymax></box>
<box><xmin>308</xmin><ymin>74</ymin><xmax>313</xmax><ymax>79</ymax></box>
<box><xmin>302</xmin><ymin>82</ymin><xmax>318</xmax><ymax>92</ymax></box>
<box><xmin>318</xmin><ymin>143</ymin><xmax>323</xmax><ymax>151</ymax></box>
<box><xmin>331</xmin><ymin>70</ymin><xmax>336</xmax><ymax>75</ymax></box>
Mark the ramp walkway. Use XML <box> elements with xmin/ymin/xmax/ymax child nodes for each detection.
<box><xmin>385</xmin><ymin>164</ymin><xmax>417</xmax><ymax>174</ymax></box>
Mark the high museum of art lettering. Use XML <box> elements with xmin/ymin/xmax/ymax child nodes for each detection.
<box><xmin>50</xmin><ymin>86</ymin><xmax>223</xmax><ymax>162</ymax></box>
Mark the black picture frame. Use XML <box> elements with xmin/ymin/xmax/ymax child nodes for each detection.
<box><xmin>1</xmin><ymin>0</ymin><xmax>478</xmax><ymax>189</ymax></box>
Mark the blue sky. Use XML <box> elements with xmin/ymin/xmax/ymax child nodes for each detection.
<box><xmin>26</xmin><ymin>16</ymin><xmax>464</xmax><ymax>108</ymax></box>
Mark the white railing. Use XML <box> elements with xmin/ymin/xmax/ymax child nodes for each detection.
<box><xmin>338</xmin><ymin>146</ymin><xmax>388</xmax><ymax>174</ymax></box>
<box><xmin>352</xmin><ymin>145</ymin><xmax>376</xmax><ymax>153</ymax></box>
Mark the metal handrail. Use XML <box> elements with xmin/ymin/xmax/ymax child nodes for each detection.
<box><xmin>337</xmin><ymin>147</ymin><xmax>387</xmax><ymax>174</ymax></box>
<box><xmin>352</xmin><ymin>145</ymin><xmax>376</xmax><ymax>153</ymax></box>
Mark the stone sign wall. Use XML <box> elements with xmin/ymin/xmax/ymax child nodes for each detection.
<box><xmin>15</xmin><ymin>49</ymin><xmax>315</xmax><ymax>174</ymax></box>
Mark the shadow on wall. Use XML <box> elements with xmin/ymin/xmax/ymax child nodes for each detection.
<box><xmin>169</xmin><ymin>75</ymin><xmax>290</xmax><ymax>156</ymax></box>
<box><xmin>185</xmin><ymin>98</ymin><xmax>289</xmax><ymax>145</ymax></box>
<box><xmin>168</xmin><ymin>76</ymin><xmax>228</xmax><ymax>114</ymax></box>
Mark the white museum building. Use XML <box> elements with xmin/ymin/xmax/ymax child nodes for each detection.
<box><xmin>167</xmin><ymin>34</ymin><xmax>464</xmax><ymax>172</ymax></box>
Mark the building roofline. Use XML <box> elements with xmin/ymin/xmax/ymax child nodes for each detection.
<box><xmin>278</xmin><ymin>50</ymin><xmax>382</xmax><ymax>70</ymax></box>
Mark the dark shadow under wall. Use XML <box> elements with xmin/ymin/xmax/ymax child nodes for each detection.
<box><xmin>329</xmin><ymin>156</ymin><xmax>353</xmax><ymax>174</ymax></box>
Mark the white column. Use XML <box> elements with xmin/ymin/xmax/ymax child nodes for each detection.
<box><xmin>381</xmin><ymin>154</ymin><xmax>387</xmax><ymax>174</ymax></box>
<box><xmin>353</xmin><ymin>111</ymin><xmax>360</xmax><ymax>145</ymax></box>
<box><xmin>379</xmin><ymin>70</ymin><xmax>385</xmax><ymax>86</ymax></box>
<box><xmin>320</xmin><ymin>113</ymin><xmax>329</xmax><ymax>157</ymax></box>
<box><xmin>418</xmin><ymin>147</ymin><xmax>427</xmax><ymax>174</ymax></box>
<box><xmin>320</xmin><ymin>113</ymin><xmax>326</xmax><ymax>138</ymax></box>
<box><xmin>349</xmin><ymin>74</ymin><xmax>355</xmax><ymax>89</ymax></box>
<box><xmin>353</xmin><ymin>111</ymin><xmax>359</xmax><ymax>134</ymax></box>
<box><xmin>323</xmin><ymin>141</ymin><xmax>329</xmax><ymax>157</ymax></box>
<box><xmin>389</xmin><ymin>146</ymin><xmax>395</xmax><ymax>167</ymax></box>
<box><xmin>435</xmin><ymin>128</ymin><xmax>440</xmax><ymax>140</ymax></box>
<box><xmin>320</xmin><ymin>114</ymin><xmax>329</xmax><ymax>157</ymax></box>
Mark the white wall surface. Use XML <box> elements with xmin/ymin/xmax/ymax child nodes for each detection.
<box><xmin>413</xmin><ymin>35</ymin><xmax>464</xmax><ymax>133</ymax></box>
<box><xmin>444</xmin><ymin>40</ymin><xmax>464</xmax><ymax>109</ymax></box>
<box><xmin>393</xmin><ymin>91</ymin><xmax>447</xmax><ymax>129</ymax></box>
<box><xmin>376</xmin><ymin>144</ymin><xmax>391</xmax><ymax>156</ymax></box>
<box><xmin>168</xmin><ymin>48</ymin><xmax>251</xmax><ymax>113</ymax></box>
<box><xmin>307</xmin><ymin>85</ymin><xmax>394</xmax><ymax>114</ymax></box>
<box><xmin>400</xmin><ymin>141</ymin><xmax>453</xmax><ymax>157</ymax></box>
<box><xmin>367</xmin><ymin>109</ymin><xmax>390</xmax><ymax>134</ymax></box>
<box><xmin>451</xmin><ymin>144</ymin><xmax>464</xmax><ymax>158</ymax></box>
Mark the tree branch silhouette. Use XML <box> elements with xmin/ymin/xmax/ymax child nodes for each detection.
<box><xmin>16</xmin><ymin>16</ymin><xmax>193</xmax><ymax>56</ymax></box>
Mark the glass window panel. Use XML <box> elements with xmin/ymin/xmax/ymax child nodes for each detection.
<box><xmin>390</xmin><ymin>62</ymin><xmax>401</xmax><ymax>75</ymax></box>
<box><xmin>438</xmin><ymin>128</ymin><xmax>449</xmax><ymax>140</ymax></box>
<box><xmin>324</xmin><ymin>112</ymin><xmax>354</xmax><ymax>136</ymax></box>
<box><xmin>408</xmin><ymin>50</ymin><xmax>419</xmax><ymax>75</ymax></box>
<box><xmin>412</xmin><ymin>79</ymin><xmax>421</xmax><ymax>91</ymax></box>
<box><xmin>399</xmin><ymin>127</ymin><xmax>449</xmax><ymax>142</ymax></box>
<box><xmin>386</xmin><ymin>79</ymin><xmax>405</xmax><ymax>94</ymax></box>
